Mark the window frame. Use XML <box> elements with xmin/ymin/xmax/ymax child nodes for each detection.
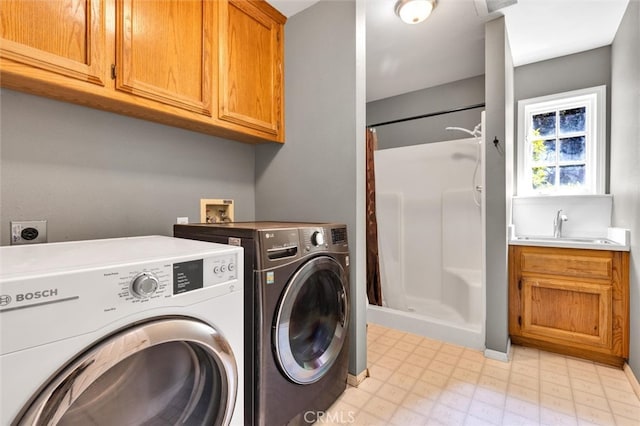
<box><xmin>517</xmin><ymin>85</ymin><xmax>606</xmax><ymax>196</ymax></box>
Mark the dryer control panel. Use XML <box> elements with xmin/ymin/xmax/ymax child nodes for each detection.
<box><xmin>110</xmin><ymin>252</ymin><xmax>238</xmax><ymax>303</ymax></box>
<box><xmin>172</xmin><ymin>254</ymin><xmax>238</xmax><ymax>295</ymax></box>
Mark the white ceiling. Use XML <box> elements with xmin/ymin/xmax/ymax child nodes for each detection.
<box><xmin>266</xmin><ymin>0</ymin><xmax>320</xmax><ymax>17</ymax></box>
<box><xmin>366</xmin><ymin>0</ymin><xmax>489</xmax><ymax>101</ymax></box>
<box><xmin>267</xmin><ymin>0</ymin><xmax>630</xmax><ymax>102</ymax></box>
<box><xmin>503</xmin><ymin>0</ymin><xmax>629</xmax><ymax>67</ymax></box>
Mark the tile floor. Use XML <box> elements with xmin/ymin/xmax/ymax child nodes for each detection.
<box><xmin>324</xmin><ymin>323</ymin><xmax>640</xmax><ymax>425</ymax></box>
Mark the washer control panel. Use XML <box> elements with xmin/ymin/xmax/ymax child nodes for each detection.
<box><xmin>302</xmin><ymin>225</ymin><xmax>348</xmax><ymax>252</ymax></box>
<box><xmin>310</xmin><ymin>230</ymin><xmax>325</xmax><ymax>247</ymax></box>
<box><xmin>301</xmin><ymin>227</ymin><xmax>329</xmax><ymax>253</ymax></box>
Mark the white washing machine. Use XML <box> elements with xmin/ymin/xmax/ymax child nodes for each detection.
<box><xmin>0</xmin><ymin>235</ymin><xmax>244</xmax><ymax>425</ymax></box>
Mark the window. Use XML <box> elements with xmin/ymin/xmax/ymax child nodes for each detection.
<box><xmin>517</xmin><ymin>86</ymin><xmax>606</xmax><ymax>196</ymax></box>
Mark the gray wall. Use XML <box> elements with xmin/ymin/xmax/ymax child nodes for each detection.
<box><xmin>515</xmin><ymin>46</ymin><xmax>612</xmax><ymax>101</ymax></box>
<box><xmin>254</xmin><ymin>1</ymin><xmax>366</xmax><ymax>376</ymax></box>
<box><xmin>0</xmin><ymin>89</ymin><xmax>256</xmax><ymax>245</ymax></box>
<box><xmin>484</xmin><ymin>17</ymin><xmax>512</xmax><ymax>354</ymax></box>
<box><xmin>610</xmin><ymin>0</ymin><xmax>640</xmax><ymax>374</ymax></box>
<box><xmin>366</xmin><ymin>75</ymin><xmax>485</xmax><ymax>149</ymax></box>
<box><xmin>514</xmin><ymin>46</ymin><xmax>612</xmax><ymax>191</ymax></box>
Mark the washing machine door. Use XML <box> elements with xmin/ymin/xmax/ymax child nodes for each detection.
<box><xmin>17</xmin><ymin>318</ymin><xmax>237</xmax><ymax>426</ymax></box>
<box><xmin>274</xmin><ymin>255</ymin><xmax>349</xmax><ymax>385</ymax></box>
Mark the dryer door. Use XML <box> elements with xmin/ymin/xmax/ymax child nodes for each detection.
<box><xmin>17</xmin><ymin>318</ymin><xmax>237</xmax><ymax>426</ymax></box>
<box><xmin>274</xmin><ymin>256</ymin><xmax>349</xmax><ymax>384</ymax></box>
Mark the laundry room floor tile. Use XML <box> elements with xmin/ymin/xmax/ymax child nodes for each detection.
<box><xmin>320</xmin><ymin>324</ymin><xmax>640</xmax><ymax>425</ymax></box>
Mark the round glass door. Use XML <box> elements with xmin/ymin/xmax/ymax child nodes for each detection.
<box><xmin>274</xmin><ymin>256</ymin><xmax>349</xmax><ymax>384</ymax></box>
<box><xmin>18</xmin><ymin>318</ymin><xmax>237</xmax><ymax>426</ymax></box>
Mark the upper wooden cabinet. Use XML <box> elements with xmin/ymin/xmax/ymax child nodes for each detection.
<box><xmin>218</xmin><ymin>0</ymin><xmax>285</xmax><ymax>139</ymax></box>
<box><xmin>116</xmin><ymin>0</ymin><xmax>214</xmax><ymax>116</ymax></box>
<box><xmin>509</xmin><ymin>245</ymin><xmax>629</xmax><ymax>367</ymax></box>
<box><xmin>0</xmin><ymin>0</ymin><xmax>286</xmax><ymax>144</ymax></box>
<box><xmin>0</xmin><ymin>0</ymin><xmax>107</xmax><ymax>86</ymax></box>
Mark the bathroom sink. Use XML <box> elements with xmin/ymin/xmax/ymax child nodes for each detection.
<box><xmin>509</xmin><ymin>235</ymin><xmax>628</xmax><ymax>251</ymax></box>
<box><xmin>514</xmin><ymin>236</ymin><xmax>616</xmax><ymax>244</ymax></box>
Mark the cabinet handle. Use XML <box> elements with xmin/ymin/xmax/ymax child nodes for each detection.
<box><xmin>111</xmin><ymin>64</ymin><xmax>117</xmax><ymax>80</ymax></box>
<box><xmin>518</xmin><ymin>279</ymin><xmax>522</xmax><ymax>291</ymax></box>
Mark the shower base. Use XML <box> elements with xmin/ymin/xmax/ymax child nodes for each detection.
<box><xmin>367</xmin><ymin>303</ymin><xmax>484</xmax><ymax>350</ymax></box>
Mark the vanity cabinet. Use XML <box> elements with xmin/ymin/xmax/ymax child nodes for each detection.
<box><xmin>509</xmin><ymin>245</ymin><xmax>629</xmax><ymax>367</ymax></box>
<box><xmin>0</xmin><ymin>0</ymin><xmax>285</xmax><ymax>144</ymax></box>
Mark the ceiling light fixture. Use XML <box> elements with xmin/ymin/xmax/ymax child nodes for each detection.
<box><xmin>394</xmin><ymin>0</ymin><xmax>436</xmax><ymax>25</ymax></box>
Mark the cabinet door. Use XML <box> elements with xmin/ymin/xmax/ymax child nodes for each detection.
<box><xmin>218</xmin><ymin>0</ymin><xmax>284</xmax><ymax>138</ymax></box>
<box><xmin>116</xmin><ymin>0</ymin><xmax>213</xmax><ymax>116</ymax></box>
<box><xmin>520</xmin><ymin>277</ymin><xmax>612</xmax><ymax>350</ymax></box>
<box><xmin>0</xmin><ymin>0</ymin><xmax>106</xmax><ymax>85</ymax></box>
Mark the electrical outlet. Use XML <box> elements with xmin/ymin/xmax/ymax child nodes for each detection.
<box><xmin>10</xmin><ymin>220</ymin><xmax>47</xmax><ymax>245</ymax></box>
<box><xmin>176</xmin><ymin>217</ymin><xmax>189</xmax><ymax>224</ymax></box>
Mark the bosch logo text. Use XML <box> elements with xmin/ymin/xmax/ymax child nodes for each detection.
<box><xmin>16</xmin><ymin>289</ymin><xmax>58</xmax><ymax>302</ymax></box>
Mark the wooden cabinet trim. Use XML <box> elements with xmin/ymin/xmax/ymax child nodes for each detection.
<box><xmin>508</xmin><ymin>246</ymin><xmax>522</xmax><ymax>336</ymax></box>
<box><xmin>242</xmin><ymin>0</ymin><xmax>287</xmax><ymax>24</ymax></box>
<box><xmin>611</xmin><ymin>251</ymin><xmax>630</xmax><ymax>357</ymax></box>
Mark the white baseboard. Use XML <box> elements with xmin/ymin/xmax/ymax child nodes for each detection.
<box><xmin>624</xmin><ymin>363</ymin><xmax>640</xmax><ymax>400</ymax></box>
<box><xmin>484</xmin><ymin>338</ymin><xmax>512</xmax><ymax>362</ymax></box>
<box><xmin>347</xmin><ymin>368</ymin><xmax>370</xmax><ymax>387</ymax></box>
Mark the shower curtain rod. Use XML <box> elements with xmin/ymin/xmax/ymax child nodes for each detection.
<box><xmin>367</xmin><ymin>103</ymin><xmax>485</xmax><ymax>129</ymax></box>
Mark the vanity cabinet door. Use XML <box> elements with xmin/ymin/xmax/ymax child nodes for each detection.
<box><xmin>519</xmin><ymin>277</ymin><xmax>612</xmax><ymax>349</ymax></box>
<box><xmin>0</xmin><ymin>0</ymin><xmax>107</xmax><ymax>86</ymax></box>
<box><xmin>509</xmin><ymin>245</ymin><xmax>629</xmax><ymax>367</ymax></box>
<box><xmin>115</xmin><ymin>0</ymin><xmax>214</xmax><ymax>116</ymax></box>
<box><xmin>217</xmin><ymin>0</ymin><xmax>285</xmax><ymax>141</ymax></box>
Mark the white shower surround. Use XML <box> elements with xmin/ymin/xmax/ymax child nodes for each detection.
<box><xmin>370</xmin><ymin>138</ymin><xmax>485</xmax><ymax>350</ymax></box>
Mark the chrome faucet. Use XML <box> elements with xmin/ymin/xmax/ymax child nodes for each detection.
<box><xmin>553</xmin><ymin>209</ymin><xmax>568</xmax><ymax>238</ymax></box>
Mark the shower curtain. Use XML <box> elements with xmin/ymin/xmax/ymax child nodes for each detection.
<box><xmin>366</xmin><ymin>129</ymin><xmax>382</xmax><ymax>306</ymax></box>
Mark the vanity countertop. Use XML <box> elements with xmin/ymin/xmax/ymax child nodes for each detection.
<box><xmin>508</xmin><ymin>227</ymin><xmax>630</xmax><ymax>252</ymax></box>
